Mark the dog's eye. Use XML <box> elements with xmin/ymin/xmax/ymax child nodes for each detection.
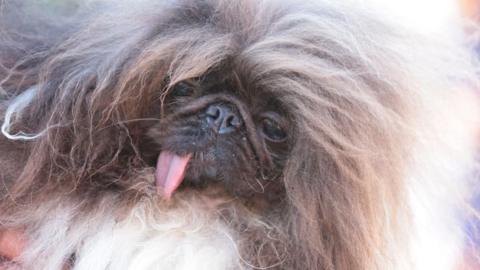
<box><xmin>171</xmin><ymin>82</ymin><xmax>194</xmax><ymax>97</ymax></box>
<box><xmin>261</xmin><ymin>117</ymin><xmax>287</xmax><ymax>142</ymax></box>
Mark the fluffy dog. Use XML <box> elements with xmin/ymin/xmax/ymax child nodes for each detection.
<box><xmin>0</xmin><ymin>0</ymin><xmax>479</xmax><ymax>269</ymax></box>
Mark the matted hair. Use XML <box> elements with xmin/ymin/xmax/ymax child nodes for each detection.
<box><xmin>0</xmin><ymin>0</ymin><xmax>479</xmax><ymax>269</ymax></box>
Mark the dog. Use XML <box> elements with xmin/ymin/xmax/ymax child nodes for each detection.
<box><xmin>0</xmin><ymin>0</ymin><xmax>479</xmax><ymax>269</ymax></box>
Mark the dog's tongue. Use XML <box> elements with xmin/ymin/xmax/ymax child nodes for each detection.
<box><xmin>155</xmin><ymin>151</ymin><xmax>191</xmax><ymax>199</ymax></box>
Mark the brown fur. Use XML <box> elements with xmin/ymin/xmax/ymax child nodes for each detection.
<box><xmin>0</xmin><ymin>0</ymin><xmax>478</xmax><ymax>269</ymax></box>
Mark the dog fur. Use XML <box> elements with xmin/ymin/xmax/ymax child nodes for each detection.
<box><xmin>0</xmin><ymin>0</ymin><xmax>479</xmax><ymax>269</ymax></box>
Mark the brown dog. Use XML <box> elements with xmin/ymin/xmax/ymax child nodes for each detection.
<box><xmin>0</xmin><ymin>0</ymin><xmax>479</xmax><ymax>269</ymax></box>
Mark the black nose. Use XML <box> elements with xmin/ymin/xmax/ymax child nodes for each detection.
<box><xmin>205</xmin><ymin>104</ymin><xmax>242</xmax><ymax>134</ymax></box>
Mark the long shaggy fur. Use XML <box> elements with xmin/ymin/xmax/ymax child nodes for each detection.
<box><xmin>0</xmin><ymin>0</ymin><xmax>479</xmax><ymax>269</ymax></box>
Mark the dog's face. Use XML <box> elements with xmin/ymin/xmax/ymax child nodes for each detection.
<box><xmin>148</xmin><ymin>71</ymin><xmax>291</xmax><ymax>199</ymax></box>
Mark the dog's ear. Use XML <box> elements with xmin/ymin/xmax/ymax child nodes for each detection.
<box><xmin>281</xmin><ymin>102</ymin><xmax>410</xmax><ymax>269</ymax></box>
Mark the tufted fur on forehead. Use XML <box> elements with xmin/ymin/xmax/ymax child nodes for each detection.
<box><xmin>1</xmin><ymin>0</ymin><xmax>479</xmax><ymax>269</ymax></box>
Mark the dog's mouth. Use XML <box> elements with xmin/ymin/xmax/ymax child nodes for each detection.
<box><xmin>155</xmin><ymin>151</ymin><xmax>192</xmax><ymax>200</ymax></box>
<box><xmin>155</xmin><ymin>149</ymin><xmax>223</xmax><ymax>199</ymax></box>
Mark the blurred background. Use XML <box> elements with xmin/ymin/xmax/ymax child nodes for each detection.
<box><xmin>32</xmin><ymin>0</ymin><xmax>480</xmax><ymax>31</ymax></box>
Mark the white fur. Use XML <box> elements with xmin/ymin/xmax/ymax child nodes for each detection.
<box><xmin>1</xmin><ymin>87</ymin><xmax>40</xmax><ymax>141</ymax></box>
<box><xmin>1</xmin><ymin>87</ymin><xmax>66</xmax><ymax>141</ymax></box>
<box><xmin>18</xmin><ymin>194</ymin><xmax>244</xmax><ymax>270</ymax></box>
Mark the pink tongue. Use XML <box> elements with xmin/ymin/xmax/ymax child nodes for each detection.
<box><xmin>155</xmin><ymin>151</ymin><xmax>192</xmax><ymax>199</ymax></box>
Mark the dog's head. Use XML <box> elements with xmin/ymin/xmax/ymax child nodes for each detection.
<box><xmin>4</xmin><ymin>0</ymin><xmax>470</xmax><ymax>268</ymax></box>
<box><xmin>148</xmin><ymin>70</ymin><xmax>291</xmax><ymax>199</ymax></box>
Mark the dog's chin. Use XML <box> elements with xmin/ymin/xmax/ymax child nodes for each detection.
<box><xmin>179</xmin><ymin>173</ymin><xmax>259</xmax><ymax>200</ymax></box>
<box><xmin>184</xmin><ymin>150</ymin><xmax>220</xmax><ymax>185</ymax></box>
<box><xmin>154</xmin><ymin>142</ymin><xmax>262</xmax><ymax>199</ymax></box>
